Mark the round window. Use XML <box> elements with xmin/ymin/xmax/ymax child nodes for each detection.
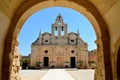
<box><xmin>45</xmin><ymin>50</ymin><xmax>48</xmax><ymax>53</ymax></box>
<box><xmin>71</xmin><ymin>50</ymin><xmax>74</xmax><ymax>53</ymax></box>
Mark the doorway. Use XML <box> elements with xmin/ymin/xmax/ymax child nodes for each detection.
<box><xmin>44</xmin><ymin>57</ymin><xmax>49</xmax><ymax>67</ymax></box>
<box><xmin>70</xmin><ymin>57</ymin><xmax>76</xmax><ymax>68</ymax></box>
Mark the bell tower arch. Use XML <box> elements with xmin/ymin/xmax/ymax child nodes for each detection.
<box><xmin>52</xmin><ymin>13</ymin><xmax>67</xmax><ymax>37</ymax></box>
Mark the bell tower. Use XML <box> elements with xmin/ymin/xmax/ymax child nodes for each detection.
<box><xmin>52</xmin><ymin>13</ymin><xmax>67</xmax><ymax>37</ymax></box>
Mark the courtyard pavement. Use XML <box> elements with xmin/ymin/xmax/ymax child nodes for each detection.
<box><xmin>67</xmin><ymin>69</ymin><xmax>95</xmax><ymax>80</ymax></box>
<box><xmin>19</xmin><ymin>69</ymin><xmax>95</xmax><ymax>80</ymax></box>
<box><xmin>19</xmin><ymin>69</ymin><xmax>48</xmax><ymax>80</ymax></box>
<box><xmin>40</xmin><ymin>69</ymin><xmax>75</xmax><ymax>80</ymax></box>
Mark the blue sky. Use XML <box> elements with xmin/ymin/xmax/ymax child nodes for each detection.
<box><xmin>18</xmin><ymin>7</ymin><xmax>97</xmax><ymax>56</ymax></box>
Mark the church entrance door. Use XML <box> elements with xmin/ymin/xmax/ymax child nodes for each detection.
<box><xmin>70</xmin><ymin>57</ymin><xmax>76</xmax><ymax>68</ymax></box>
<box><xmin>44</xmin><ymin>57</ymin><xmax>49</xmax><ymax>67</ymax></box>
<box><xmin>57</xmin><ymin>57</ymin><xmax>63</xmax><ymax>67</ymax></box>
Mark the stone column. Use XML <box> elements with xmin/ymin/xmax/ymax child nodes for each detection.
<box><xmin>58</xmin><ymin>26</ymin><xmax>61</xmax><ymax>36</ymax></box>
<box><xmin>94</xmin><ymin>38</ymin><xmax>105</xmax><ymax>80</ymax></box>
<box><xmin>65</xmin><ymin>25</ymin><xmax>67</xmax><ymax>36</ymax></box>
<box><xmin>9</xmin><ymin>39</ymin><xmax>21</xmax><ymax>80</ymax></box>
<box><xmin>85</xmin><ymin>49</ymin><xmax>88</xmax><ymax>68</ymax></box>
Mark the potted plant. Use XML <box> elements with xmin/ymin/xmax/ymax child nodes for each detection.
<box><xmin>64</xmin><ymin>61</ymin><xmax>69</xmax><ymax>68</ymax></box>
<box><xmin>77</xmin><ymin>60</ymin><xmax>83</xmax><ymax>69</ymax></box>
<box><xmin>36</xmin><ymin>61</ymin><xmax>41</xmax><ymax>69</ymax></box>
<box><xmin>50</xmin><ymin>61</ymin><xmax>55</xmax><ymax>68</ymax></box>
<box><xmin>90</xmin><ymin>61</ymin><xmax>96</xmax><ymax>69</ymax></box>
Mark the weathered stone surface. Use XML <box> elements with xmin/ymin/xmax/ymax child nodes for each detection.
<box><xmin>0</xmin><ymin>0</ymin><xmax>120</xmax><ymax>80</ymax></box>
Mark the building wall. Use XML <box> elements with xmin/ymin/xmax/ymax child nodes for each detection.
<box><xmin>88</xmin><ymin>50</ymin><xmax>97</xmax><ymax>68</ymax></box>
<box><xmin>103</xmin><ymin>0</ymin><xmax>120</xmax><ymax>80</ymax></box>
<box><xmin>31</xmin><ymin>44</ymin><xmax>88</xmax><ymax>68</ymax></box>
<box><xmin>89</xmin><ymin>50</ymin><xmax>97</xmax><ymax>62</ymax></box>
<box><xmin>0</xmin><ymin>10</ymin><xmax>10</xmax><ymax>79</ymax></box>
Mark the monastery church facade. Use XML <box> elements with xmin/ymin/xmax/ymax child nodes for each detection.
<box><xmin>30</xmin><ymin>14</ymin><xmax>88</xmax><ymax>68</ymax></box>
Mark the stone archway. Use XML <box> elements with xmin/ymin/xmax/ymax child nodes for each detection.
<box><xmin>2</xmin><ymin>0</ymin><xmax>113</xmax><ymax>80</ymax></box>
<box><xmin>117</xmin><ymin>47</ymin><xmax>120</xmax><ymax>80</ymax></box>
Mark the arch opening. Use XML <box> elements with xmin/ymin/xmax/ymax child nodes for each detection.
<box><xmin>2</xmin><ymin>0</ymin><xmax>112</xmax><ymax>80</ymax></box>
<box><xmin>18</xmin><ymin>7</ymin><xmax>96</xmax><ymax>68</ymax></box>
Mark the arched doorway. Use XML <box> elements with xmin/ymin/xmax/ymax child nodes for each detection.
<box><xmin>117</xmin><ymin>47</ymin><xmax>120</xmax><ymax>80</ymax></box>
<box><xmin>2</xmin><ymin>0</ymin><xmax>113</xmax><ymax>80</ymax></box>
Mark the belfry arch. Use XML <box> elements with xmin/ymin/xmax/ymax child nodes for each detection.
<box><xmin>2</xmin><ymin>0</ymin><xmax>113</xmax><ymax>80</ymax></box>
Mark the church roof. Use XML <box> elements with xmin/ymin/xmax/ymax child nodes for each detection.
<box><xmin>32</xmin><ymin>37</ymin><xmax>39</xmax><ymax>45</ymax></box>
<box><xmin>68</xmin><ymin>32</ymin><xmax>78</xmax><ymax>36</ymax></box>
<box><xmin>42</xmin><ymin>32</ymin><xmax>51</xmax><ymax>35</ymax></box>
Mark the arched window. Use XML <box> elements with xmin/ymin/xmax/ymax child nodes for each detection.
<box><xmin>61</xmin><ymin>27</ymin><xmax>64</xmax><ymax>31</ymax></box>
<box><xmin>54</xmin><ymin>27</ymin><xmax>58</xmax><ymax>36</ymax></box>
<box><xmin>61</xmin><ymin>26</ymin><xmax>64</xmax><ymax>36</ymax></box>
<box><xmin>55</xmin><ymin>27</ymin><xmax>57</xmax><ymax>31</ymax></box>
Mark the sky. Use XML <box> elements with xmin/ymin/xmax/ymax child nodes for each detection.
<box><xmin>18</xmin><ymin>7</ymin><xmax>97</xmax><ymax>56</ymax></box>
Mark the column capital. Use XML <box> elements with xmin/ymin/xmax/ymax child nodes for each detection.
<box><xmin>95</xmin><ymin>37</ymin><xmax>102</xmax><ymax>45</ymax></box>
<box><xmin>6</xmin><ymin>37</ymin><xmax>19</xmax><ymax>46</ymax></box>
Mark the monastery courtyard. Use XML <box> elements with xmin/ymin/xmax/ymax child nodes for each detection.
<box><xmin>19</xmin><ymin>69</ymin><xmax>95</xmax><ymax>80</ymax></box>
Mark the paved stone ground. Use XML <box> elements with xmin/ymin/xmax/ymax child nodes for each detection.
<box><xmin>19</xmin><ymin>69</ymin><xmax>48</xmax><ymax>80</ymax></box>
<box><xmin>19</xmin><ymin>69</ymin><xmax>95</xmax><ymax>80</ymax></box>
<box><xmin>67</xmin><ymin>69</ymin><xmax>95</xmax><ymax>80</ymax></box>
<box><xmin>40</xmin><ymin>69</ymin><xmax>75</xmax><ymax>80</ymax></box>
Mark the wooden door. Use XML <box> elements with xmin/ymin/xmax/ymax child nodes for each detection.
<box><xmin>44</xmin><ymin>57</ymin><xmax>49</xmax><ymax>67</ymax></box>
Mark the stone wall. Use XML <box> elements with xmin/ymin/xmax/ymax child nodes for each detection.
<box><xmin>31</xmin><ymin>45</ymin><xmax>88</xmax><ymax>68</ymax></box>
